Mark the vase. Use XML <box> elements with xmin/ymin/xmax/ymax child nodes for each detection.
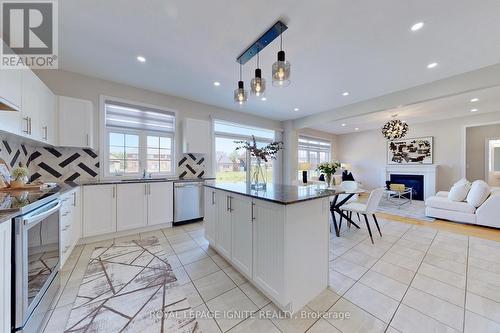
<box><xmin>325</xmin><ymin>173</ymin><xmax>332</xmax><ymax>188</ymax></box>
<box><xmin>251</xmin><ymin>158</ymin><xmax>267</xmax><ymax>190</ymax></box>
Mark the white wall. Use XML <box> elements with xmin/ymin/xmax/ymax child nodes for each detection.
<box><xmin>466</xmin><ymin>123</ymin><xmax>500</xmax><ymax>182</ymax></box>
<box><xmin>336</xmin><ymin>111</ymin><xmax>500</xmax><ymax>192</ymax></box>
<box><xmin>34</xmin><ymin>70</ymin><xmax>282</xmax><ymax>178</ymax></box>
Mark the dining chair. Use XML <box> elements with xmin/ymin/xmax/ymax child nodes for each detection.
<box><xmin>340</xmin><ymin>188</ymin><xmax>384</xmax><ymax>244</ymax></box>
<box><xmin>338</xmin><ymin>181</ymin><xmax>360</xmax><ymax>226</ymax></box>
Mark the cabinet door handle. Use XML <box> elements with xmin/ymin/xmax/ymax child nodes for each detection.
<box><xmin>149</xmin><ymin>184</ymin><xmax>151</xmax><ymax>195</ymax></box>
<box><xmin>73</xmin><ymin>192</ymin><xmax>77</xmax><ymax>206</ymax></box>
<box><xmin>42</xmin><ymin>126</ymin><xmax>48</xmax><ymax>140</ymax></box>
<box><xmin>228</xmin><ymin>196</ymin><xmax>233</xmax><ymax>212</ymax></box>
<box><xmin>28</xmin><ymin>117</ymin><xmax>32</xmax><ymax>135</ymax></box>
<box><xmin>145</xmin><ymin>184</ymin><xmax>147</xmax><ymax>195</ymax></box>
<box><xmin>112</xmin><ymin>187</ymin><xmax>115</xmax><ymax>198</ymax></box>
<box><xmin>212</xmin><ymin>191</ymin><xmax>215</xmax><ymax>205</ymax></box>
<box><xmin>86</xmin><ymin>134</ymin><xmax>90</xmax><ymax>146</ymax></box>
<box><xmin>22</xmin><ymin>117</ymin><xmax>29</xmax><ymax>133</ymax></box>
<box><xmin>251</xmin><ymin>202</ymin><xmax>256</xmax><ymax>221</ymax></box>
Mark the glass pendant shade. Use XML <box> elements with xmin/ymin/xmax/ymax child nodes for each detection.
<box><xmin>251</xmin><ymin>68</ymin><xmax>266</xmax><ymax>96</ymax></box>
<box><xmin>272</xmin><ymin>51</ymin><xmax>291</xmax><ymax>87</ymax></box>
<box><xmin>234</xmin><ymin>80</ymin><xmax>248</xmax><ymax>104</ymax></box>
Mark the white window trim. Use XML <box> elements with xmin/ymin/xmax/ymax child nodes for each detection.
<box><xmin>99</xmin><ymin>95</ymin><xmax>178</xmax><ymax>179</ymax></box>
<box><xmin>297</xmin><ymin>135</ymin><xmax>332</xmax><ymax>179</ymax></box>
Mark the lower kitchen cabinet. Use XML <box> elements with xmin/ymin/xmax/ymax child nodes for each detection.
<box><xmin>230</xmin><ymin>194</ymin><xmax>253</xmax><ymax>278</ymax></box>
<box><xmin>215</xmin><ymin>190</ymin><xmax>232</xmax><ymax>259</ymax></box>
<box><xmin>147</xmin><ymin>182</ymin><xmax>173</xmax><ymax>226</ymax></box>
<box><xmin>60</xmin><ymin>188</ymin><xmax>82</xmax><ymax>267</ymax></box>
<box><xmin>82</xmin><ymin>185</ymin><xmax>117</xmax><ymax>237</ymax></box>
<box><xmin>0</xmin><ymin>221</ymin><xmax>11</xmax><ymax>333</ymax></box>
<box><xmin>117</xmin><ymin>183</ymin><xmax>148</xmax><ymax>231</ymax></box>
<box><xmin>203</xmin><ymin>188</ymin><xmax>216</xmax><ymax>243</ymax></box>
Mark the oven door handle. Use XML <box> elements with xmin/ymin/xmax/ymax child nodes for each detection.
<box><xmin>23</xmin><ymin>201</ymin><xmax>62</xmax><ymax>227</ymax></box>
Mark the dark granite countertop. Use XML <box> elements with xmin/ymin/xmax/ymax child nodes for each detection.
<box><xmin>77</xmin><ymin>177</ymin><xmax>215</xmax><ymax>186</ymax></box>
<box><xmin>204</xmin><ymin>182</ymin><xmax>344</xmax><ymax>205</ymax></box>
<box><xmin>0</xmin><ymin>210</ymin><xmax>19</xmax><ymax>223</ymax></box>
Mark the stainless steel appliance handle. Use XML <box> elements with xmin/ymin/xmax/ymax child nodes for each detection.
<box><xmin>175</xmin><ymin>182</ymin><xmax>203</xmax><ymax>187</ymax></box>
<box><xmin>251</xmin><ymin>202</ymin><xmax>256</xmax><ymax>221</ymax></box>
<box><xmin>23</xmin><ymin>201</ymin><xmax>61</xmax><ymax>227</ymax></box>
<box><xmin>228</xmin><ymin>196</ymin><xmax>233</xmax><ymax>212</ymax></box>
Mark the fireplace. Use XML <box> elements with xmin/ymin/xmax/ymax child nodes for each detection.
<box><xmin>390</xmin><ymin>174</ymin><xmax>424</xmax><ymax>200</ymax></box>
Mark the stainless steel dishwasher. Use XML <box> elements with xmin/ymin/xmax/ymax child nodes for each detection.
<box><xmin>173</xmin><ymin>181</ymin><xmax>204</xmax><ymax>225</ymax></box>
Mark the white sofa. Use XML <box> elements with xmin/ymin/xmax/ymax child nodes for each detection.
<box><xmin>425</xmin><ymin>186</ymin><xmax>500</xmax><ymax>228</ymax></box>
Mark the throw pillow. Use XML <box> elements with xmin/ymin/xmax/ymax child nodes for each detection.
<box><xmin>466</xmin><ymin>180</ymin><xmax>491</xmax><ymax>207</ymax></box>
<box><xmin>448</xmin><ymin>179</ymin><xmax>471</xmax><ymax>202</ymax></box>
<box><xmin>342</xmin><ymin>171</ymin><xmax>355</xmax><ymax>181</ymax></box>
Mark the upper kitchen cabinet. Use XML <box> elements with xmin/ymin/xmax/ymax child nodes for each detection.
<box><xmin>182</xmin><ymin>118</ymin><xmax>211</xmax><ymax>154</ymax></box>
<box><xmin>57</xmin><ymin>96</ymin><xmax>95</xmax><ymax>149</ymax></box>
<box><xmin>0</xmin><ymin>41</ymin><xmax>22</xmax><ymax>111</ymax></box>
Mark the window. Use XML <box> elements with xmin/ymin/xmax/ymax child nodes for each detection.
<box><xmin>103</xmin><ymin>99</ymin><xmax>175</xmax><ymax>177</ymax></box>
<box><xmin>298</xmin><ymin>135</ymin><xmax>331</xmax><ymax>178</ymax></box>
<box><xmin>214</xmin><ymin>120</ymin><xmax>276</xmax><ymax>184</ymax></box>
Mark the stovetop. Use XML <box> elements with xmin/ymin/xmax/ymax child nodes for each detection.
<box><xmin>0</xmin><ymin>186</ymin><xmax>61</xmax><ymax>215</ymax></box>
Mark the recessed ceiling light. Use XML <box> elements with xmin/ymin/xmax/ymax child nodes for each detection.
<box><xmin>470</xmin><ymin>98</ymin><xmax>479</xmax><ymax>102</ymax></box>
<box><xmin>354</xmin><ymin>128</ymin><xmax>359</xmax><ymax>131</ymax></box>
<box><xmin>213</xmin><ymin>81</ymin><xmax>221</xmax><ymax>86</ymax></box>
<box><xmin>261</xmin><ymin>97</ymin><xmax>267</xmax><ymax>101</ymax></box>
<box><xmin>411</xmin><ymin>22</ymin><xmax>424</xmax><ymax>31</ymax></box>
<box><xmin>341</xmin><ymin>123</ymin><xmax>347</xmax><ymax>127</ymax></box>
<box><xmin>136</xmin><ymin>56</ymin><xmax>146</xmax><ymax>63</ymax></box>
<box><xmin>342</xmin><ymin>91</ymin><xmax>350</xmax><ymax>96</ymax></box>
<box><xmin>427</xmin><ymin>62</ymin><xmax>438</xmax><ymax>69</ymax></box>
<box><xmin>294</xmin><ymin>107</ymin><xmax>300</xmax><ymax>111</ymax></box>
<box><xmin>470</xmin><ymin>108</ymin><xmax>478</xmax><ymax>112</ymax></box>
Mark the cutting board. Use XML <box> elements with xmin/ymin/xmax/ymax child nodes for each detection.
<box><xmin>0</xmin><ymin>184</ymin><xmax>44</xmax><ymax>192</ymax></box>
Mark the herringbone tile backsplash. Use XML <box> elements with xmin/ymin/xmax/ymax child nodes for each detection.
<box><xmin>0</xmin><ymin>138</ymin><xmax>99</xmax><ymax>182</ymax></box>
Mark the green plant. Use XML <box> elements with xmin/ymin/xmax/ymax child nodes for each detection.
<box><xmin>234</xmin><ymin>135</ymin><xmax>283</xmax><ymax>162</ymax></box>
<box><xmin>12</xmin><ymin>166</ymin><xmax>29</xmax><ymax>181</ymax></box>
<box><xmin>317</xmin><ymin>161</ymin><xmax>341</xmax><ymax>175</ymax></box>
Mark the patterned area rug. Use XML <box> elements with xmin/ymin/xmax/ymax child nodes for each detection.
<box><xmin>64</xmin><ymin>237</ymin><xmax>199</xmax><ymax>332</ymax></box>
<box><xmin>377</xmin><ymin>198</ymin><xmax>435</xmax><ymax>222</ymax></box>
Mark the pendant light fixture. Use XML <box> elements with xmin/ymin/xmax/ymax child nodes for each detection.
<box><xmin>234</xmin><ymin>63</ymin><xmax>248</xmax><ymax>104</ymax></box>
<box><xmin>381</xmin><ymin>114</ymin><xmax>409</xmax><ymax>140</ymax></box>
<box><xmin>251</xmin><ymin>51</ymin><xmax>266</xmax><ymax>96</ymax></box>
<box><xmin>272</xmin><ymin>26</ymin><xmax>291</xmax><ymax>87</ymax></box>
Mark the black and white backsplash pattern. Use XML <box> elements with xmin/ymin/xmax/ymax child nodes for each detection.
<box><xmin>0</xmin><ymin>139</ymin><xmax>99</xmax><ymax>182</ymax></box>
<box><xmin>178</xmin><ymin>153</ymin><xmax>206</xmax><ymax>179</ymax></box>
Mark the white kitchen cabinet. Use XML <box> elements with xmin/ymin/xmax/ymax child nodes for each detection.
<box><xmin>0</xmin><ymin>220</ymin><xmax>11</xmax><ymax>333</ymax></box>
<box><xmin>60</xmin><ymin>188</ymin><xmax>81</xmax><ymax>267</ymax></box>
<box><xmin>39</xmin><ymin>82</ymin><xmax>56</xmax><ymax>145</ymax></box>
<box><xmin>182</xmin><ymin>118</ymin><xmax>211</xmax><ymax>153</ymax></box>
<box><xmin>203</xmin><ymin>188</ymin><xmax>216</xmax><ymax>243</ymax></box>
<box><xmin>57</xmin><ymin>96</ymin><xmax>94</xmax><ymax>149</ymax></box>
<box><xmin>20</xmin><ymin>70</ymin><xmax>41</xmax><ymax>139</ymax></box>
<box><xmin>0</xmin><ymin>41</ymin><xmax>22</xmax><ymax>111</ymax></box>
<box><xmin>230</xmin><ymin>194</ymin><xmax>253</xmax><ymax>278</ymax></box>
<box><xmin>82</xmin><ymin>185</ymin><xmax>117</xmax><ymax>237</ymax></box>
<box><xmin>147</xmin><ymin>182</ymin><xmax>173</xmax><ymax>226</ymax></box>
<box><xmin>116</xmin><ymin>183</ymin><xmax>148</xmax><ymax>231</ymax></box>
<box><xmin>215</xmin><ymin>191</ymin><xmax>232</xmax><ymax>258</ymax></box>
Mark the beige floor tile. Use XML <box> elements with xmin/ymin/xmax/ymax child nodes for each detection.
<box><xmin>468</xmin><ymin>266</ymin><xmax>500</xmax><ymax>287</ymax></box>
<box><xmin>340</xmin><ymin>248</ymin><xmax>379</xmax><ymax>268</ymax></box>
<box><xmin>344</xmin><ymin>282</ymin><xmax>399</xmax><ymax>323</ymax></box>
<box><xmin>180</xmin><ymin>282</ymin><xmax>204</xmax><ymax>308</ymax></box>
<box><xmin>171</xmin><ymin>239</ymin><xmax>200</xmax><ymax>253</ymax></box>
<box><xmin>411</xmin><ymin>273</ymin><xmax>465</xmax><ymax>307</ymax></box>
<box><xmin>328</xmin><ymin>270</ymin><xmax>356</xmax><ymax>296</ymax></box>
<box><xmin>464</xmin><ymin>310</ymin><xmax>500</xmax><ymax>333</ymax></box>
<box><xmin>467</xmin><ymin>278</ymin><xmax>500</xmax><ymax>303</ymax></box>
<box><xmin>228</xmin><ymin>316</ymin><xmax>280</xmax><ymax>333</ymax></box>
<box><xmin>42</xmin><ymin>303</ymin><xmax>73</xmax><ymax>333</ymax></box>
<box><xmin>307</xmin><ymin>289</ymin><xmax>340</xmax><ymax>312</ymax></box>
<box><xmin>387</xmin><ymin>244</ymin><xmax>425</xmax><ymax>261</ymax></box>
<box><xmin>177</xmin><ymin>247</ymin><xmax>209</xmax><ymax>265</ymax></box>
<box><xmin>193</xmin><ymin>303</ymin><xmax>222</xmax><ymax>333</ymax></box>
<box><xmin>206</xmin><ymin>288</ymin><xmax>258</xmax><ymax>332</ymax></box>
<box><xmin>359</xmin><ymin>270</ymin><xmax>408</xmax><ymax>301</ymax></box>
<box><xmin>212</xmin><ymin>254</ymin><xmax>231</xmax><ymax>269</ymax></box>
<box><xmin>465</xmin><ymin>292</ymin><xmax>500</xmax><ymax>324</ymax></box>
<box><xmin>239</xmin><ymin>282</ymin><xmax>271</xmax><ymax>308</ymax></box>
<box><xmin>265</xmin><ymin>303</ymin><xmax>317</xmax><ymax>333</ymax></box>
<box><xmin>172</xmin><ymin>266</ymin><xmax>191</xmax><ymax>285</ymax></box>
<box><xmin>331</xmin><ymin>257</ymin><xmax>369</xmax><ymax>280</ymax></box>
<box><xmin>381</xmin><ymin>251</ymin><xmax>421</xmax><ymax>272</ymax></box>
<box><xmin>54</xmin><ymin>279</ymin><xmax>81</xmax><ymax>308</ymax></box>
<box><xmin>223</xmin><ymin>266</ymin><xmax>248</xmax><ymax>286</ymax></box>
<box><xmin>371</xmin><ymin>260</ymin><xmax>415</xmax><ymax>284</ymax></box>
<box><xmin>427</xmin><ymin>245</ymin><xmax>467</xmax><ymax>264</ymax></box>
<box><xmin>390</xmin><ymin>304</ymin><xmax>459</xmax><ymax>333</ymax></box>
<box><xmin>468</xmin><ymin>256</ymin><xmax>500</xmax><ymax>274</ymax></box>
<box><xmin>307</xmin><ymin>318</ymin><xmax>341</xmax><ymax>333</ymax></box>
<box><xmin>184</xmin><ymin>257</ymin><xmax>220</xmax><ymax>280</ymax></box>
<box><xmin>403</xmin><ymin>287</ymin><xmax>464</xmax><ymax>331</ymax></box>
<box><xmin>418</xmin><ymin>263</ymin><xmax>466</xmax><ymax>289</ymax></box>
<box><xmin>385</xmin><ymin>326</ymin><xmax>402</xmax><ymax>333</ymax></box>
<box><xmin>193</xmin><ymin>270</ymin><xmax>237</xmax><ymax>302</ymax></box>
<box><xmin>423</xmin><ymin>253</ymin><xmax>466</xmax><ymax>275</ymax></box>
<box><xmin>325</xmin><ymin>298</ymin><xmax>386</xmax><ymax>333</ymax></box>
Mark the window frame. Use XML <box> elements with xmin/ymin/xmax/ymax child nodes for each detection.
<box><xmin>99</xmin><ymin>95</ymin><xmax>177</xmax><ymax>179</ymax></box>
<box><xmin>298</xmin><ymin>135</ymin><xmax>332</xmax><ymax>179</ymax></box>
<box><xmin>213</xmin><ymin>120</ymin><xmax>277</xmax><ymax>184</ymax></box>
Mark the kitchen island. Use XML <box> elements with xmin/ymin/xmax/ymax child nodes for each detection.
<box><xmin>203</xmin><ymin>182</ymin><xmax>336</xmax><ymax>313</ymax></box>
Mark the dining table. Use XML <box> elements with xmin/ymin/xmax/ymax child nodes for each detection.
<box><xmin>325</xmin><ymin>186</ymin><xmax>366</xmax><ymax>237</ymax></box>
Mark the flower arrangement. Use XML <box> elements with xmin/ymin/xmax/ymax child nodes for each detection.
<box><xmin>234</xmin><ymin>135</ymin><xmax>283</xmax><ymax>162</ymax></box>
<box><xmin>316</xmin><ymin>161</ymin><xmax>341</xmax><ymax>175</ymax></box>
<box><xmin>11</xmin><ymin>166</ymin><xmax>29</xmax><ymax>181</ymax></box>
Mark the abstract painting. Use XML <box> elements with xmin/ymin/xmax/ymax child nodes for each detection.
<box><xmin>387</xmin><ymin>137</ymin><xmax>433</xmax><ymax>165</ymax></box>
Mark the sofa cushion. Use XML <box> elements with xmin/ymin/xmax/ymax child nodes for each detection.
<box><xmin>466</xmin><ymin>180</ymin><xmax>491</xmax><ymax>208</ymax></box>
<box><xmin>425</xmin><ymin>196</ymin><xmax>476</xmax><ymax>214</ymax></box>
<box><xmin>448</xmin><ymin>178</ymin><xmax>471</xmax><ymax>202</ymax></box>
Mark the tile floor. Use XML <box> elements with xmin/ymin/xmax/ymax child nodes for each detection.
<box><xmin>42</xmin><ymin>215</ymin><xmax>500</xmax><ymax>333</ymax></box>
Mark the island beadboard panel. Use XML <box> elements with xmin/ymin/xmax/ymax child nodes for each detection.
<box><xmin>0</xmin><ymin>138</ymin><xmax>99</xmax><ymax>182</ymax></box>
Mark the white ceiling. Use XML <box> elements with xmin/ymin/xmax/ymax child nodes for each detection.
<box><xmin>310</xmin><ymin>85</ymin><xmax>500</xmax><ymax>134</ymax></box>
<box><xmin>59</xmin><ymin>0</ymin><xmax>500</xmax><ymax>121</ymax></box>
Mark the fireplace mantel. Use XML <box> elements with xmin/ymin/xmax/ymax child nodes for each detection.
<box><xmin>385</xmin><ymin>165</ymin><xmax>438</xmax><ymax>200</ymax></box>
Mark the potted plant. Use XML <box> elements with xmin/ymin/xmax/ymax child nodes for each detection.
<box><xmin>317</xmin><ymin>161</ymin><xmax>341</xmax><ymax>188</ymax></box>
<box><xmin>235</xmin><ymin>135</ymin><xmax>283</xmax><ymax>190</ymax></box>
<box><xmin>11</xmin><ymin>164</ymin><xmax>29</xmax><ymax>189</ymax></box>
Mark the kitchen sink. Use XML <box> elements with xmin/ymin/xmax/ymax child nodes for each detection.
<box><xmin>120</xmin><ymin>178</ymin><xmax>169</xmax><ymax>182</ymax></box>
